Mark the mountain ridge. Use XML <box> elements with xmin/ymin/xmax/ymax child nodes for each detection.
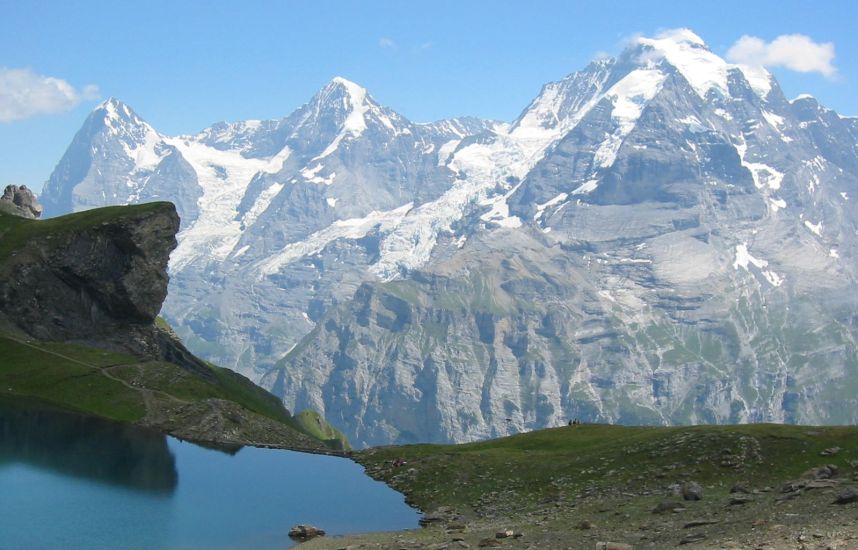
<box><xmin>38</xmin><ymin>28</ymin><xmax>858</xmax><ymax>446</ymax></box>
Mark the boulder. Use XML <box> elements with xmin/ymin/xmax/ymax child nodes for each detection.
<box><xmin>288</xmin><ymin>524</ymin><xmax>326</xmax><ymax>541</ymax></box>
<box><xmin>0</xmin><ymin>184</ymin><xmax>42</xmax><ymax>219</ymax></box>
<box><xmin>681</xmin><ymin>481</ymin><xmax>703</xmax><ymax>501</ymax></box>
<box><xmin>833</xmin><ymin>488</ymin><xmax>858</xmax><ymax>505</ymax></box>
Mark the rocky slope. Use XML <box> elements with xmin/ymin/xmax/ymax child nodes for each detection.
<box><xmin>307</xmin><ymin>423</ymin><xmax>858</xmax><ymax>550</ymax></box>
<box><xmin>39</xmin><ymin>29</ymin><xmax>858</xmax><ymax>446</ymax></box>
<box><xmin>39</xmin><ymin>85</ymin><xmax>499</xmax><ymax>379</ymax></box>
<box><xmin>0</xmin><ymin>203</ymin><xmax>345</xmax><ymax>450</ymax></box>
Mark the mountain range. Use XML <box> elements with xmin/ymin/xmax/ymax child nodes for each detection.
<box><xmin>39</xmin><ymin>29</ymin><xmax>858</xmax><ymax>447</ymax></box>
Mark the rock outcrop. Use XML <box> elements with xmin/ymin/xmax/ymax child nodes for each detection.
<box><xmin>0</xmin><ymin>202</ymin><xmax>208</xmax><ymax>375</ymax></box>
<box><xmin>1</xmin><ymin>185</ymin><xmax>42</xmax><ymax>219</ymax></box>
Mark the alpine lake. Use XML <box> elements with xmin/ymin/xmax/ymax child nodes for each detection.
<box><xmin>0</xmin><ymin>397</ymin><xmax>420</xmax><ymax>549</ymax></box>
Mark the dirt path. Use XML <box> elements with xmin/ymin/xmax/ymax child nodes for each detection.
<box><xmin>4</xmin><ymin>334</ymin><xmax>189</xmax><ymax>419</ymax></box>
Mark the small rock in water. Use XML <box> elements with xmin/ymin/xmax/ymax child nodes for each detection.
<box><xmin>288</xmin><ymin>524</ymin><xmax>326</xmax><ymax>541</ymax></box>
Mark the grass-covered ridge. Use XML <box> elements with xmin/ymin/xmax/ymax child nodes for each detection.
<box><xmin>0</xmin><ymin>332</ymin><xmax>344</xmax><ymax>451</ymax></box>
<box><xmin>313</xmin><ymin>423</ymin><xmax>858</xmax><ymax>549</ymax></box>
<box><xmin>0</xmin><ymin>201</ymin><xmax>173</xmax><ymax>261</ymax></box>
<box><xmin>358</xmin><ymin>423</ymin><xmax>858</xmax><ymax>514</ymax></box>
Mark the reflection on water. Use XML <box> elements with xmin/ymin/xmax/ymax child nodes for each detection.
<box><xmin>0</xmin><ymin>396</ymin><xmax>420</xmax><ymax>550</ymax></box>
<box><xmin>0</xmin><ymin>397</ymin><xmax>177</xmax><ymax>492</ymax></box>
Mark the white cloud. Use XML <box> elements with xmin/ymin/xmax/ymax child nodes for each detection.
<box><xmin>379</xmin><ymin>37</ymin><xmax>398</xmax><ymax>50</ymax></box>
<box><xmin>727</xmin><ymin>34</ymin><xmax>836</xmax><ymax>78</ymax></box>
<box><xmin>0</xmin><ymin>67</ymin><xmax>99</xmax><ymax>122</ymax></box>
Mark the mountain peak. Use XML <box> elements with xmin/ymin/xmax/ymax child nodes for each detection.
<box><xmin>92</xmin><ymin>97</ymin><xmax>152</xmax><ymax>132</ymax></box>
<box><xmin>641</xmin><ymin>28</ymin><xmax>707</xmax><ymax>48</ymax></box>
<box><xmin>631</xmin><ymin>28</ymin><xmax>771</xmax><ymax>99</ymax></box>
<box><xmin>322</xmin><ymin>76</ymin><xmax>369</xmax><ymax>102</ymax></box>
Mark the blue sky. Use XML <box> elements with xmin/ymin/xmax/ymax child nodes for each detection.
<box><xmin>2</xmin><ymin>0</ymin><xmax>857</xmax><ymax>192</ymax></box>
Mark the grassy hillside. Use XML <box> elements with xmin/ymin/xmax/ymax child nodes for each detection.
<box><xmin>0</xmin><ymin>202</ymin><xmax>171</xmax><ymax>260</ymax></box>
<box><xmin>0</xmin><ymin>332</ymin><xmax>344</xmax><ymax>451</ymax></box>
<box><xmin>316</xmin><ymin>423</ymin><xmax>858</xmax><ymax>549</ymax></box>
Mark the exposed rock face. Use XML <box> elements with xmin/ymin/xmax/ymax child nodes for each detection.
<box><xmin>39</xmin><ymin>29</ymin><xmax>858</xmax><ymax>446</ymax></box>
<box><xmin>1</xmin><ymin>185</ymin><xmax>42</xmax><ymax>218</ymax></box>
<box><xmin>0</xmin><ymin>202</ymin><xmax>205</xmax><ymax>371</ymax></box>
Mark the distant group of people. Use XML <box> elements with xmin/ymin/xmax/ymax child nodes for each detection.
<box><xmin>567</xmin><ymin>418</ymin><xmax>582</xmax><ymax>426</ymax></box>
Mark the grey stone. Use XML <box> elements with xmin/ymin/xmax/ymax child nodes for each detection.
<box><xmin>288</xmin><ymin>524</ymin><xmax>326</xmax><ymax>541</ymax></box>
<box><xmin>1</xmin><ymin>184</ymin><xmax>42</xmax><ymax>218</ymax></box>
<box><xmin>833</xmin><ymin>487</ymin><xmax>858</xmax><ymax>504</ymax></box>
<box><xmin>681</xmin><ymin>482</ymin><xmax>704</xmax><ymax>501</ymax></box>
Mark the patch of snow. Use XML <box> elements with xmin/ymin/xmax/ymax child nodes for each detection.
<box><xmin>736</xmin><ymin>64</ymin><xmax>773</xmax><ymax>97</ymax></box>
<box><xmin>312</xmin><ymin>77</ymin><xmax>370</xmax><ymax>161</ymax></box>
<box><xmin>791</xmin><ymin>94</ymin><xmax>815</xmax><ymax>102</ymax></box>
<box><xmin>768</xmin><ymin>197</ymin><xmax>786</xmax><ymax>212</ymax></box>
<box><xmin>326</xmin><ymin>197</ymin><xmax>337</xmax><ymax>208</ymax></box>
<box><xmin>618</xmin><ymin>258</ymin><xmax>652</xmax><ymax>264</ymax></box>
<box><xmin>262</xmin><ymin>146</ymin><xmax>292</xmax><ymax>173</ymax></box>
<box><xmin>830</xmin><ymin>248</ymin><xmax>840</xmax><ymax>259</ymax></box>
<box><xmin>534</xmin><ymin>192</ymin><xmax>568</xmax><ymax>220</ymax></box>
<box><xmin>480</xmin><ymin>190</ymin><xmax>522</xmax><ymax>228</ymax></box>
<box><xmin>122</xmin><ymin>129</ymin><xmax>165</xmax><ymax>173</ymax></box>
<box><xmin>232</xmin><ymin>245</ymin><xmax>251</xmax><ymax>258</ymax></box>
<box><xmin>761</xmin><ymin>111</ymin><xmax>785</xmax><ymax>129</ymax></box>
<box><xmin>455</xmin><ymin>235</ymin><xmax>467</xmax><ymax>248</ymax></box>
<box><xmin>371</xmin><ymin>129</ymin><xmax>546</xmax><ymax>280</ymax></box>
<box><xmin>714</xmin><ymin>108</ymin><xmax>733</xmax><ymax>120</ymax></box>
<box><xmin>677</xmin><ymin>115</ymin><xmax>707</xmax><ymax>133</ymax></box>
<box><xmin>637</xmin><ymin>29</ymin><xmax>774</xmax><ymax>99</ymax></box>
<box><xmin>804</xmin><ymin>220</ymin><xmax>822</xmax><ymax>236</ymax></box>
<box><xmin>840</xmin><ymin>192</ymin><xmax>849</xmax><ymax>201</ymax></box>
<box><xmin>572</xmin><ymin>179</ymin><xmax>600</xmax><ymax>195</ymax></box>
<box><xmin>636</xmin><ymin>29</ymin><xmax>729</xmax><ymax>98</ymax></box>
<box><xmin>300</xmin><ymin>163</ymin><xmax>336</xmax><ymax>185</ymax></box>
<box><xmin>166</xmin><ymin>138</ymin><xmax>298</xmax><ymax>271</ymax></box>
<box><xmin>241</xmin><ymin>181</ymin><xmax>284</xmax><ymax>228</ymax></box>
<box><xmin>437</xmin><ymin>139</ymin><xmax>461</xmax><ymax>166</ymax></box>
<box><xmin>733</xmin><ymin>243</ymin><xmax>784</xmax><ymax>287</ymax></box>
<box><xmin>735</xmin><ymin>140</ymin><xmax>784</xmax><ymax>190</ymax></box>
<box><xmin>256</xmin><ymin>203</ymin><xmax>415</xmax><ymax>275</ymax></box>
<box><xmin>594</xmin><ymin>68</ymin><xmax>667</xmax><ymax>168</ymax></box>
<box><xmin>598</xmin><ymin>290</ymin><xmax>616</xmax><ymax>303</ymax></box>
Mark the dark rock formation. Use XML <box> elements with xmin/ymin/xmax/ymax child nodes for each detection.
<box><xmin>1</xmin><ymin>185</ymin><xmax>42</xmax><ymax>218</ymax></box>
<box><xmin>288</xmin><ymin>524</ymin><xmax>326</xmax><ymax>541</ymax></box>
<box><xmin>0</xmin><ymin>202</ymin><xmax>209</xmax><ymax>376</ymax></box>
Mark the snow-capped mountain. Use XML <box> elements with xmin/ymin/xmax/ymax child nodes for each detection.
<box><xmin>41</xmin><ymin>29</ymin><xmax>858</xmax><ymax>447</ymax></box>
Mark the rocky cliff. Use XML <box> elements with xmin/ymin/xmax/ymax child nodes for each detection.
<box><xmin>0</xmin><ymin>202</ymin><xmax>209</xmax><ymax>375</ymax></box>
<box><xmin>0</xmin><ymin>201</ymin><xmax>347</xmax><ymax>449</ymax></box>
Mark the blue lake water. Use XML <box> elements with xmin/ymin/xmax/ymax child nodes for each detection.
<box><xmin>0</xmin><ymin>399</ymin><xmax>420</xmax><ymax>549</ymax></box>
